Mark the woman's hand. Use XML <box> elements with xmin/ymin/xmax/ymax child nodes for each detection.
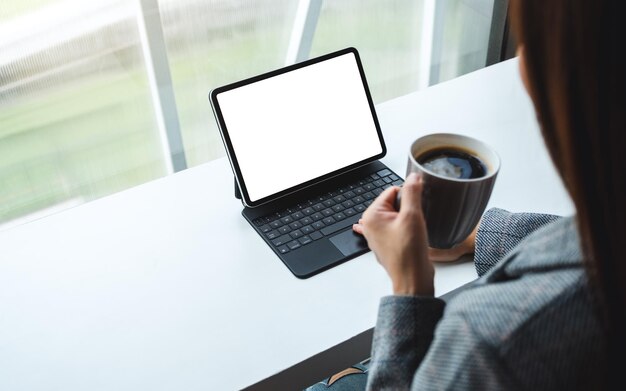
<box><xmin>352</xmin><ymin>173</ymin><xmax>434</xmax><ymax>296</ymax></box>
<box><xmin>428</xmin><ymin>225</ymin><xmax>477</xmax><ymax>263</ymax></box>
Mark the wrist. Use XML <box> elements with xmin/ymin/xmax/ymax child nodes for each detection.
<box><xmin>392</xmin><ymin>283</ymin><xmax>434</xmax><ymax>296</ymax></box>
<box><xmin>391</xmin><ymin>270</ymin><xmax>434</xmax><ymax>297</ymax></box>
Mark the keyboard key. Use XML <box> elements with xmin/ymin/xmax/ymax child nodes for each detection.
<box><xmin>392</xmin><ymin>180</ymin><xmax>404</xmax><ymax>186</ymax></box>
<box><xmin>287</xmin><ymin>240</ymin><xmax>301</xmax><ymax>250</ymax></box>
<box><xmin>383</xmin><ymin>177</ymin><xmax>393</xmax><ymax>184</ymax></box>
<box><xmin>278</xmin><ymin>225</ymin><xmax>291</xmax><ymax>234</ymax></box>
<box><xmin>278</xmin><ymin>245</ymin><xmax>290</xmax><ymax>254</ymax></box>
<box><xmin>301</xmin><ymin>225</ymin><xmax>314</xmax><ymax>234</ymax></box>
<box><xmin>373</xmin><ymin>180</ymin><xmax>385</xmax><ymax>187</ymax></box>
<box><xmin>291</xmin><ymin>211</ymin><xmax>304</xmax><ymax>220</ymax></box>
<box><xmin>383</xmin><ymin>184</ymin><xmax>393</xmax><ymax>189</ymax></box>
<box><xmin>310</xmin><ymin>231</ymin><xmax>323</xmax><ymax>240</ymax></box>
<box><xmin>344</xmin><ymin>191</ymin><xmax>356</xmax><ymax>198</ymax></box>
<box><xmin>363</xmin><ymin>183</ymin><xmax>375</xmax><ymax>191</ymax></box>
<box><xmin>298</xmin><ymin>236</ymin><xmax>312</xmax><ymax>245</ymax></box>
<box><xmin>321</xmin><ymin>214</ymin><xmax>361</xmax><ymax>236</ymax></box>
<box><xmin>363</xmin><ymin>191</ymin><xmax>375</xmax><ymax>200</ymax></box>
<box><xmin>312</xmin><ymin>221</ymin><xmax>325</xmax><ymax>230</ymax></box>
<box><xmin>300</xmin><ymin>216</ymin><xmax>313</xmax><ymax>225</ymax></box>
<box><xmin>355</xmin><ymin>204</ymin><xmax>366</xmax><ymax>213</ymax></box>
<box><xmin>253</xmin><ymin>218</ymin><xmax>264</xmax><ymax>226</ymax></box>
<box><xmin>354</xmin><ymin>187</ymin><xmax>365</xmax><ymax>195</ymax></box>
<box><xmin>333</xmin><ymin>195</ymin><xmax>346</xmax><ymax>203</ymax></box>
<box><xmin>260</xmin><ymin>225</ymin><xmax>271</xmax><ymax>233</ymax></box>
<box><xmin>342</xmin><ymin>200</ymin><xmax>355</xmax><ymax>208</ymax></box>
<box><xmin>266</xmin><ymin>230</ymin><xmax>280</xmax><ymax>240</ymax></box>
<box><xmin>322</xmin><ymin>208</ymin><xmax>334</xmax><ymax>217</ymax></box>
<box><xmin>323</xmin><ymin>216</ymin><xmax>336</xmax><ymax>225</ymax></box>
<box><xmin>364</xmin><ymin>200</ymin><xmax>373</xmax><ymax>206</ymax></box>
<box><xmin>290</xmin><ymin>230</ymin><xmax>303</xmax><ymax>239</ymax></box>
<box><xmin>311</xmin><ymin>212</ymin><xmax>324</xmax><ymax>221</ymax></box>
<box><xmin>377</xmin><ymin>169</ymin><xmax>392</xmax><ymax>177</ymax></box>
<box><xmin>344</xmin><ymin>208</ymin><xmax>357</xmax><ymax>217</ymax></box>
<box><xmin>323</xmin><ymin>199</ymin><xmax>335</xmax><ymax>207</ymax></box>
<box><xmin>313</xmin><ymin>203</ymin><xmax>325</xmax><ymax>211</ymax></box>
<box><xmin>373</xmin><ymin>188</ymin><xmax>383</xmax><ymax>196</ymax></box>
<box><xmin>354</xmin><ymin>196</ymin><xmax>365</xmax><ymax>204</ymax></box>
<box><xmin>389</xmin><ymin>174</ymin><xmax>399</xmax><ymax>181</ymax></box>
<box><xmin>270</xmin><ymin>220</ymin><xmax>282</xmax><ymax>229</ymax></box>
<box><xmin>302</xmin><ymin>207</ymin><xmax>314</xmax><ymax>215</ymax></box>
<box><xmin>333</xmin><ymin>212</ymin><xmax>346</xmax><ymax>221</ymax></box>
<box><xmin>370</xmin><ymin>173</ymin><xmax>380</xmax><ymax>180</ymax></box>
<box><xmin>289</xmin><ymin>221</ymin><xmax>302</xmax><ymax>230</ymax></box>
<box><xmin>272</xmin><ymin>234</ymin><xmax>291</xmax><ymax>246</ymax></box>
<box><xmin>281</xmin><ymin>216</ymin><xmax>293</xmax><ymax>224</ymax></box>
<box><xmin>332</xmin><ymin>204</ymin><xmax>344</xmax><ymax>212</ymax></box>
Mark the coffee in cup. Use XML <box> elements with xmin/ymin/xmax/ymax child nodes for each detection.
<box><xmin>417</xmin><ymin>146</ymin><xmax>487</xmax><ymax>180</ymax></box>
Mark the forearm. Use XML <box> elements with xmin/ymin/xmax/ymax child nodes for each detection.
<box><xmin>366</xmin><ymin>296</ymin><xmax>445</xmax><ymax>391</ymax></box>
<box><xmin>474</xmin><ymin>208</ymin><xmax>562</xmax><ymax>276</ymax></box>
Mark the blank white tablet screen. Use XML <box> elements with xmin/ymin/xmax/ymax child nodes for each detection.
<box><xmin>216</xmin><ymin>52</ymin><xmax>383</xmax><ymax>203</ymax></box>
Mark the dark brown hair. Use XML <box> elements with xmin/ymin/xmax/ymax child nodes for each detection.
<box><xmin>509</xmin><ymin>0</ymin><xmax>626</xmax><ymax>382</ymax></box>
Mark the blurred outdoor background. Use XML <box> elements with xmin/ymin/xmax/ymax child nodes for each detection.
<box><xmin>0</xmin><ymin>0</ymin><xmax>496</xmax><ymax>228</ymax></box>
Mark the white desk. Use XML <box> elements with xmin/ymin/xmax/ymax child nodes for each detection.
<box><xmin>0</xmin><ymin>59</ymin><xmax>573</xmax><ymax>390</ymax></box>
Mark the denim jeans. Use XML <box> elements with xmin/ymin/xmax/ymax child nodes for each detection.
<box><xmin>304</xmin><ymin>362</ymin><xmax>369</xmax><ymax>391</ymax></box>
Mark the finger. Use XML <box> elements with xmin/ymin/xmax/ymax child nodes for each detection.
<box><xmin>367</xmin><ymin>186</ymin><xmax>400</xmax><ymax>212</ymax></box>
<box><xmin>428</xmin><ymin>247</ymin><xmax>455</xmax><ymax>262</ymax></box>
<box><xmin>399</xmin><ymin>173</ymin><xmax>424</xmax><ymax>218</ymax></box>
<box><xmin>352</xmin><ymin>223</ymin><xmax>364</xmax><ymax>235</ymax></box>
<box><xmin>362</xmin><ymin>187</ymin><xmax>399</xmax><ymax>224</ymax></box>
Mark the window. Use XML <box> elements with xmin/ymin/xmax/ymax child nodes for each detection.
<box><xmin>158</xmin><ymin>0</ymin><xmax>299</xmax><ymax>167</ymax></box>
<box><xmin>0</xmin><ymin>0</ymin><xmax>499</xmax><ymax>229</ymax></box>
<box><xmin>310</xmin><ymin>0</ymin><xmax>427</xmax><ymax>103</ymax></box>
<box><xmin>0</xmin><ymin>0</ymin><xmax>164</xmax><ymax>227</ymax></box>
<box><xmin>430</xmin><ymin>0</ymin><xmax>496</xmax><ymax>84</ymax></box>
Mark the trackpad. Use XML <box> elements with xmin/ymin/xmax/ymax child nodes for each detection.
<box><xmin>329</xmin><ymin>229</ymin><xmax>369</xmax><ymax>256</ymax></box>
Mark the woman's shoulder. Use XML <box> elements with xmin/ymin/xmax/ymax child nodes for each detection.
<box><xmin>438</xmin><ymin>274</ymin><xmax>604</xmax><ymax>389</ymax></box>
<box><xmin>449</xmin><ymin>215</ymin><xmax>598</xmax><ymax>341</ymax></box>
<box><xmin>441</xmin><ymin>217</ymin><xmax>605</xmax><ymax>388</ymax></box>
<box><xmin>446</xmin><ymin>268</ymin><xmax>597</xmax><ymax>346</ymax></box>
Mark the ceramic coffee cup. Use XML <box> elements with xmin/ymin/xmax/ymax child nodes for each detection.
<box><xmin>400</xmin><ymin>133</ymin><xmax>500</xmax><ymax>249</ymax></box>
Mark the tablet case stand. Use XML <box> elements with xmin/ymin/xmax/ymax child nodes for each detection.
<box><xmin>235</xmin><ymin>177</ymin><xmax>241</xmax><ymax>199</ymax></box>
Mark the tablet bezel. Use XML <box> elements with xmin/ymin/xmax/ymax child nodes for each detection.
<box><xmin>209</xmin><ymin>47</ymin><xmax>387</xmax><ymax>208</ymax></box>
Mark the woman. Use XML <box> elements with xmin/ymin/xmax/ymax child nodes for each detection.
<box><xmin>310</xmin><ymin>0</ymin><xmax>625</xmax><ymax>389</ymax></box>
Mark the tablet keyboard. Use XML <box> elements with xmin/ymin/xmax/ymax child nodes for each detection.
<box><xmin>252</xmin><ymin>169</ymin><xmax>403</xmax><ymax>254</ymax></box>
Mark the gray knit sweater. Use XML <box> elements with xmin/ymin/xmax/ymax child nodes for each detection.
<box><xmin>366</xmin><ymin>208</ymin><xmax>606</xmax><ymax>390</ymax></box>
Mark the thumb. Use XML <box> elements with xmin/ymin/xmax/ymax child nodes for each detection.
<box><xmin>399</xmin><ymin>172</ymin><xmax>424</xmax><ymax>217</ymax></box>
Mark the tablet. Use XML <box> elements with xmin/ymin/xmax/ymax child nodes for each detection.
<box><xmin>210</xmin><ymin>47</ymin><xmax>386</xmax><ymax>207</ymax></box>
